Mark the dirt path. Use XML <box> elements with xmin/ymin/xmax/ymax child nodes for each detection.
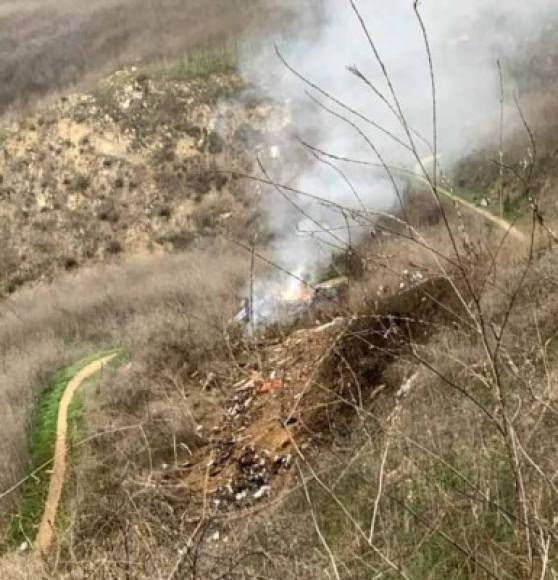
<box><xmin>416</xmin><ymin>156</ymin><xmax>527</xmax><ymax>242</ymax></box>
<box><xmin>435</xmin><ymin>183</ymin><xmax>526</xmax><ymax>242</ymax></box>
<box><xmin>33</xmin><ymin>354</ymin><xmax>117</xmax><ymax>556</ymax></box>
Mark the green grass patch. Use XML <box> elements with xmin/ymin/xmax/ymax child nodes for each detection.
<box><xmin>446</xmin><ymin>184</ymin><xmax>527</xmax><ymax>223</ymax></box>
<box><xmin>53</xmin><ymin>354</ymin><xmax>122</xmax><ymax>548</ymax></box>
<box><xmin>450</xmin><ymin>186</ymin><xmax>479</xmax><ymax>205</ymax></box>
<box><xmin>3</xmin><ymin>349</ymin><xmax>123</xmax><ymax>551</ymax></box>
<box><xmin>503</xmin><ymin>194</ymin><xmax>527</xmax><ymax>222</ymax></box>
<box><xmin>156</xmin><ymin>45</ymin><xmax>239</xmax><ymax>81</ymax></box>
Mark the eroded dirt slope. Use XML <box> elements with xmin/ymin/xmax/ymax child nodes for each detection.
<box><xmin>0</xmin><ymin>68</ymin><xmax>291</xmax><ymax>293</ymax></box>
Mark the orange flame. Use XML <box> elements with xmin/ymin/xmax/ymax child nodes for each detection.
<box><xmin>282</xmin><ymin>282</ymin><xmax>313</xmax><ymax>303</ymax></box>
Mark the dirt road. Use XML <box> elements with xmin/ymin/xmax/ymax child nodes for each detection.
<box><xmin>33</xmin><ymin>354</ymin><xmax>117</xmax><ymax>556</ymax></box>
<box><xmin>416</xmin><ymin>156</ymin><xmax>526</xmax><ymax>242</ymax></box>
<box><xmin>435</xmin><ymin>182</ymin><xmax>526</xmax><ymax>242</ymax></box>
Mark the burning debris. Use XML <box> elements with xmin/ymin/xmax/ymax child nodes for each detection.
<box><xmin>154</xmin><ymin>278</ymin><xmax>452</xmax><ymax>533</ymax></box>
<box><xmin>281</xmin><ymin>277</ymin><xmax>314</xmax><ymax>304</ymax></box>
<box><xmin>232</xmin><ymin>275</ymin><xmax>349</xmax><ymax>329</ymax></box>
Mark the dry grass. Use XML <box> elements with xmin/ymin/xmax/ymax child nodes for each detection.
<box><xmin>0</xmin><ymin>554</ymin><xmax>46</xmax><ymax>579</ymax></box>
<box><xmin>3</xmin><ymin>4</ymin><xmax>558</xmax><ymax>575</ymax></box>
<box><xmin>3</xmin><ymin>186</ymin><xmax>557</xmax><ymax>578</ymax></box>
<box><xmin>0</xmin><ymin>242</ymin><xmax>247</xmax><ymax>527</ymax></box>
<box><xmin>0</xmin><ymin>0</ymin><xmax>303</xmax><ymax>111</ymax></box>
<box><xmin>17</xmin><ymin>212</ymin><xmax>540</xmax><ymax>579</ymax></box>
<box><xmin>185</xmin><ymin>230</ymin><xmax>558</xmax><ymax>579</ymax></box>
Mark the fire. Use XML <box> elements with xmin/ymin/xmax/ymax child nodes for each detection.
<box><xmin>232</xmin><ymin>275</ymin><xmax>314</xmax><ymax>329</ymax></box>
<box><xmin>281</xmin><ymin>280</ymin><xmax>313</xmax><ymax>303</ymax></box>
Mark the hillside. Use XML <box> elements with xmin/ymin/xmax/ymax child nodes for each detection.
<box><xmin>0</xmin><ymin>61</ymin><xmax>292</xmax><ymax>294</ymax></box>
<box><xmin>0</xmin><ymin>0</ymin><xmax>301</xmax><ymax>109</ymax></box>
<box><xmin>2</xmin><ymin>2</ymin><xmax>558</xmax><ymax>580</ymax></box>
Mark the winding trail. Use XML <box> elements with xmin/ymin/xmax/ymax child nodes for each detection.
<box><xmin>415</xmin><ymin>155</ymin><xmax>527</xmax><ymax>242</ymax></box>
<box><xmin>33</xmin><ymin>354</ymin><xmax>117</xmax><ymax>556</ymax></box>
<box><xmin>433</xmin><ymin>182</ymin><xmax>526</xmax><ymax>242</ymax></box>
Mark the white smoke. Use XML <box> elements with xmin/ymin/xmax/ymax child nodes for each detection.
<box><xmin>241</xmin><ymin>0</ymin><xmax>558</xmax><ymax>286</ymax></box>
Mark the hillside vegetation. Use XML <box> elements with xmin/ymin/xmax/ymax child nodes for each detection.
<box><xmin>0</xmin><ymin>58</ymin><xmax>294</xmax><ymax>294</ymax></box>
<box><xmin>0</xmin><ymin>0</ymin><xmax>302</xmax><ymax>109</ymax></box>
<box><xmin>3</xmin><ymin>4</ymin><xmax>558</xmax><ymax>580</ymax></box>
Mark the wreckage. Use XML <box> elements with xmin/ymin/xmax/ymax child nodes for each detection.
<box><xmin>232</xmin><ymin>276</ymin><xmax>350</xmax><ymax>329</ymax></box>
<box><xmin>170</xmin><ymin>276</ymin><xmax>458</xmax><ymax>516</ymax></box>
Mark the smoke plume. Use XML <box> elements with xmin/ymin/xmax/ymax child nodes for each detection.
<box><xmin>243</xmin><ymin>0</ymin><xmax>558</xmax><ymax>284</ymax></box>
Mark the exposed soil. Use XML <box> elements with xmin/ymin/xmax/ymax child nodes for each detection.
<box><xmin>34</xmin><ymin>354</ymin><xmax>117</xmax><ymax>556</ymax></box>
<box><xmin>0</xmin><ymin>68</ymin><xmax>291</xmax><ymax>294</ymax></box>
<box><xmin>149</xmin><ymin>277</ymin><xmax>458</xmax><ymax>521</ymax></box>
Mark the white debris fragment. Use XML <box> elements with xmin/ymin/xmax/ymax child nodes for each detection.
<box><xmin>253</xmin><ymin>485</ymin><xmax>271</xmax><ymax>500</ymax></box>
<box><xmin>396</xmin><ymin>372</ymin><xmax>419</xmax><ymax>399</ymax></box>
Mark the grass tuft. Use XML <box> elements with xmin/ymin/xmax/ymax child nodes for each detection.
<box><xmin>156</xmin><ymin>45</ymin><xmax>239</xmax><ymax>81</ymax></box>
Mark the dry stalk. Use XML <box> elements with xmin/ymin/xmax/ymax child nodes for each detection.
<box><xmin>296</xmin><ymin>462</ymin><xmax>342</xmax><ymax>580</ymax></box>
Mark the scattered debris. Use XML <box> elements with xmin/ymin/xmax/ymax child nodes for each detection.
<box><xmin>314</xmin><ymin>276</ymin><xmax>349</xmax><ymax>302</ymax></box>
<box><xmin>257</xmin><ymin>379</ymin><xmax>282</xmax><ymax>395</ymax></box>
<box><xmin>173</xmin><ymin>317</ymin><xmax>355</xmax><ymax>512</ymax></box>
<box><xmin>154</xmin><ymin>275</ymin><xmax>451</xmax><ymax>525</ymax></box>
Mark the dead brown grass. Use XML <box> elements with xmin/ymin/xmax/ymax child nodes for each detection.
<box><xmin>3</xmin><ymin>13</ymin><xmax>558</xmax><ymax>571</ymax></box>
<box><xmin>24</xmin><ymin>211</ymin><xmax>534</xmax><ymax>578</ymax></box>
<box><xmin>0</xmin><ymin>0</ymin><xmax>303</xmax><ymax>111</ymax></box>
<box><xmin>0</xmin><ymin>241</ymin><xmax>247</xmax><ymax>527</ymax></box>
<box><xmin>2</xmin><ymin>183</ymin><xmax>554</xmax><ymax>579</ymax></box>
<box><xmin>0</xmin><ymin>553</ymin><xmax>46</xmax><ymax>580</ymax></box>
<box><xmin>183</xmin><ymin>230</ymin><xmax>558</xmax><ymax>580</ymax></box>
